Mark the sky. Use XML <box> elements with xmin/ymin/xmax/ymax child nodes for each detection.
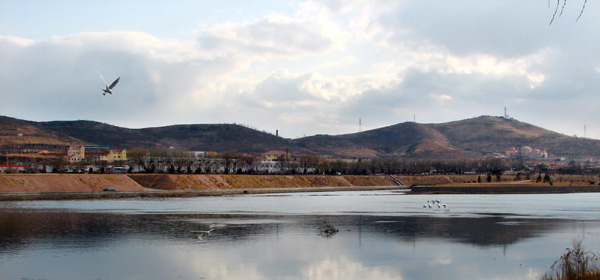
<box><xmin>1</xmin><ymin>0</ymin><xmax>599</xmax><ymax>139</ymax></box>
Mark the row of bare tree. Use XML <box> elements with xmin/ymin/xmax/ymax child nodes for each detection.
<box><xmin>7</xmin><ymin>146</ymin><xmax>598</xmax><ymax>175</ymax></box>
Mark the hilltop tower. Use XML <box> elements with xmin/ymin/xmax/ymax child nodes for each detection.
<box><xmin>359</xmin><ymin>118</ymin><xmax>362</xmax><ymax>132</ymax></box>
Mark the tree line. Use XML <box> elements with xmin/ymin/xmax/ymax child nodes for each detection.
<box><xmin>7</xmin><ymin>146</ymin><xmax>598</xmax><ymax>176</ymax></box>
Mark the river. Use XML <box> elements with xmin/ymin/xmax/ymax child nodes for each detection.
<box><xmin>1</xmin><ymin>191</ymin><xmax>599</xmax><ymax>280</ymax></box>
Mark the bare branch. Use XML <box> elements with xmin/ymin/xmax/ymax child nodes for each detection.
<box><xmin>550</xmin><ymin>0</ymin><xmax>561</xmax><ymax>25</ymax></box>
<box><xmin>576</xmin><ymin>0</ymin><xmax>587</xmax><ymax>22</ymax></box>
<box><xmin>559</xmin><ymin>0</ymin><xmax>567</xmax><ymax>17</ymax></box>
<box><xmin>550</xmin><ymin>0</ymin><xmax>587</xmax><ymax>25</ymax></box>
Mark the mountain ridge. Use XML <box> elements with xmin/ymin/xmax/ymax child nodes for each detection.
<box><xmin>1</xmin><ymin>115</ymin><xmax>599</xmax><ymax>159</ymax></box>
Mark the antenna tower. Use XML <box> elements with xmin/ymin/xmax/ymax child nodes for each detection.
<box><xmin>584</xmin><ymin>125</ymin><xmax>587</xmax><ymax>138</ymax></box>
<box><xmin>359</xmin><ymin>118</ymin><xmax>362</xmax><ymax>132</ymax></box>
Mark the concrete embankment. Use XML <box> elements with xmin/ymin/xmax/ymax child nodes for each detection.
<box><xmin>411</xmin><ymin>185</ymin><xmax>600</xmax><ymax>194</ymax></box>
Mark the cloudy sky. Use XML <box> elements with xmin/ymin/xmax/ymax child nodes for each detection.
<box><xmin>1</xmin><ymin>1</ymin><xmax>598</xmax><ymax>139</ymax></box>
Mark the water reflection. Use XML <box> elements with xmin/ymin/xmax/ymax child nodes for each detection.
<box><xmin>0</xmin><ymin>211</ymin><xmax>580</xmax><ymax>248</ymax></box>
<box><xmin>1</xmin><ymin>193</ymin><xmax>600</xmax><ymax>280</ymax></box>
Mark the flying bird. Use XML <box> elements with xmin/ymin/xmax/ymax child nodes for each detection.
<box><xmin>100</xmin><ymin>75</ymin><xmax>120</xmax><ymax>95</ymax></box>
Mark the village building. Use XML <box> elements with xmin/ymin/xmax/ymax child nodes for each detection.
<box><xmin>105</xmin><ymin>149</ymin><xmax>127</xmax><ymax>162</ymax></box>
<box><xmin>67</xmin><ymin>145</ymin><xmax>85</xmax><ymax>162</ymax></box>
<box><xmin>262</xmin><ymin>150</ymin><xmax>287</xmax><ymax>161</ymax></box>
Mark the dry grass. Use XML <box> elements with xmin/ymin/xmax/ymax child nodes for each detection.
<box><xmin>124</xmin><ymin>174</ymin><xmax>395</xmax><ymax>190</ymax></box>
<box><xmin>2</xmin><ymin>173</ymin><xmax>597</xmax><ymax>193</ymax></box>
<box><xmin>127</xmin><ymin>174</ymin><xmax>394</xmax><ymax>190</ymax></box>
<box><xmin>539</xmin><ymin>240</ymin><xmax>600</xmax><ymax>280</ymax></box>
<box><xmin>421</xmin><ymin>174</ymin><xmax>600</xmax><ymax>187</ymax></box>
<box><xmin>393</xmin><ymin>175</ymin><xmax>479</xmax><ymax>186</ymax></box>
<box><xmin>0</xmin><ymin>174</ymin><xmax>146</xmax><ymax>192</ymax></box>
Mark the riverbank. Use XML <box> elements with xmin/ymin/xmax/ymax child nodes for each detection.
<box><xmin>0</xmin><ymin>174</ymin><xmax>402</xmax><ymax>200</ymax></box>
<box><xmin>2</xmin><ymin>174</ymin><xmax>600</xmax><ymax>200</ymax></box>
<box><xmin>127</xmin><ymin>174</ymin><xmax>396</xmax><ymax>190</ymax></box>
<box><xmin>0</xmin><ymin>185</ymin><xmax>406</xmax><ymax>201</ymax></box>
<box><xmin>411</xmin><ymin>185</ymin><xmax>600</xmax><ymax>194</ymax></box>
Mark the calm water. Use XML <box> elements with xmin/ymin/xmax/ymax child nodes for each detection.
<box><xmin>1</xmin><ymin>191</ymin><xmax>600</xmax><ymax>280</ymax></box>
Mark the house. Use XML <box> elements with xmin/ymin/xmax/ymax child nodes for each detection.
<box><xmin>190</xmin><ymin>151</ymin><xmax>206</xmax><ymax>160</ymax></box>
<box><xmin>262</xmin><ymin>150</ymin><xmax>287</xmax><ymax>161</ymax></box>
<box><xmin>106</xmin><ymin>149</ymin><xmax>127</xmax><ymax>162</ymax></box>
<box><xmin>65</xmin><ymin>145</ymin><xmax>127</xmax><ymax>163</ymax></box>
<box><xmin>67</xmin><ymin>145</ymin><xmax>85</xmax><ymax>162</ymax></box>
<box><xmin>253</xmin><ymin>160</ymin><xmax>282</xmax><ymax>173</ymax></box>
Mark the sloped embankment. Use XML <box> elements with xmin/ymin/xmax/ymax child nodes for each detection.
<box><xmin>393</xmin><ymin>175</ymin><xmax>479</xmax><ymax>186</ymax></box>
<box><xmin>127</xmin><ymin>174</ymin><xmax>396</xmax><ymax>190</ymax></box>
<box><xmin>0</xmin><ymin>174</ymin><xmax>146</xmax><ymax>193</ymax></box>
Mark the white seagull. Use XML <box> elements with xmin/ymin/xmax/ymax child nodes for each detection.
<box><xmin>192</xmin><ymin>225</ymin><xmax>223</xmax><ymax>240</ymax></box>
<box><xmin>100</xmin><ymin>75</ymin><xmax>120</xmax><ymax>95</ymax></box>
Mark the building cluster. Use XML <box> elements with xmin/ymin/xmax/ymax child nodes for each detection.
<box><xmin>485</xmin><ymin>146</ymin><xmax>551</xmax><ymax>161</ymax></box>
<box><xmin>1</xmin><ymin>144</ymin><xmax>127</xmax><ymax>163</ymax></box>
<box><xmin>130</xmin><ymin>149</ymin><xmax>319</xmax><ymax>174</ymax></box>
<box><xmin>1</xmin><ymin>144</ymin><xmax>322</xmax><ymax>174</ymax></box>
<box><xmin>66</xmin><ymin>145</ymin><xmax>127</xmax><ymax>163</ymax></box>
<box><xmin>1</xmin><ymin>144</ymin><xmax>128</xmax><ymax>173</ymax></box>
<box><xmin>2</xmin><ymin>143</ymin><xmax>597</xmax><ymax>174</ymax></box>
<box><xmin>505</xmin><ymin>146</ymin><xmax>549</xmax><ymax>160</ymax></box>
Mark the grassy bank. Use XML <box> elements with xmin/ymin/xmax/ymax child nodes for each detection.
<box><xmin>127</xmin><ymin>174</ymin><xmax>396</xmax><ymax>190</ymax></box>
<box><xmin>0</xmin><ymin>174</ymin><xmax>146</xmax><ymax>193</ymax></box>
<box><xmin>0</xmin><ymin>174</ymin><xmax>397</xmax><ymax>194</ymax></box>
<box><xmin>2</xmin><ymin>173</ymin><xmax>599</xmax><ymax>199</ymax></box>
<box><xmin>393</xmin><ymin>174</ymin><xmax>600</xmax><ymax>187</ymax></box>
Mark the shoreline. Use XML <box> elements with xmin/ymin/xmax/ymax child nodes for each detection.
<box><xmin>410</xmin><ymin>185</ymin><xmax>600</xmax><ymax>194</ymax></box>
<box><xmin>0</xmin><ymin>185</ymin><xmax>407</xmax><ymax>201</ymax></box>
<box><xmin>0</xmin><ymin>173</ymin><xmax>404</xmax><ymax>200</ymax></box>
<box><xmin>3</xmin><ymin>184</ymin><xmax>600</xmax><ymax>201</ymax></box>
<box><xmin>2</xmin><ymin>173</ymin><xmax>600</xmax><ymax>201</ymax></box>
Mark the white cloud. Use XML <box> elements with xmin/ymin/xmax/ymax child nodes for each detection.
<box><xmin>0</xmin><ymin>35</ymin><xmax>34</xmax><ymax>47</ymax></box>
<box><xmin>0</xmin><ymin>31</ymin><xmax>243</xmax><ymax>127</ymax></box>
<box><xmin>198</xmin><ymin>14</ymin><xmax>349</xmax><ymax>59</ymax></box>
<box><xmin>1</xmin><ymin>1</ymin><xmax>600</xmax><ymax>138</ymax></box>
<box><xmin>302</xmin><ymin>257</ymin><xmax>403</xmax><ymax>280</ymax></box>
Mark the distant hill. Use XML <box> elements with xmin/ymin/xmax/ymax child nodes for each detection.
<box><xmin>296</xmin><ymin>121</ymin><xmax>474</xmax><ymax>159</ymax></box>
<box><xmin>33</xmin><ymin>120</ymin><xmax>304</xmax><ymax>155</ymax></box>
<box><xmin>2</xmin><ymin>115</ymin><xmax>600</xmax><ymax>159</ymax></box>
<box><xmin>298</xmin><ymin>116</ymin><xmax>600</xmax><ymax>159</ymax></box>
<box><xmin>0</xmin><ymin>116</ymin><xmax>88</xmax><ymax>146</ymax></box>
<box><xmin>430</xmin><ymin>116</ymin><xmax>590</xmax><ymax>158</ymax></box>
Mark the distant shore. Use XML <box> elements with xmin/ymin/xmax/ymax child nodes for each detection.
<box><xmin>1</xmin><ymin>173</ymin><xmax>599</xmax><ymax>201</ymax></box>
<box><xmin>410</xmin><ymin>185</ymin><xmax>600</xmax><ymax>194</ymax></box>
<box><xmin>0</xmin><ymin>174</ymin><xmax>402</xmax><ymax>200</ymax></box>
<box><xmin>0</xmin><ymin>185</ymin><xmax>407</xmax><ymax>201</ymax></box>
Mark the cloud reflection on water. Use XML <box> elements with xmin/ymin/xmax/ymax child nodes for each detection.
<box><xmin>1</xmin><ymin>193</ymin><xmax>600</xmax><ymax>280</ymax></box>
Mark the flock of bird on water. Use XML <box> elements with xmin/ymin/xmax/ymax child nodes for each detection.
<box><xmin>424</xmin><ymin>199</ymin><xmax>449</xmax><ymax>211</ymax></box>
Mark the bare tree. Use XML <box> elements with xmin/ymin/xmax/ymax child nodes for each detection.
<box><xmin>550</xmin><ymin>0</ymin><xmax>587</xmax><ymax>24</ymax></box>
<box><xmin>221</xmin><ymin>151</ymin><xmax>242</xmax><ymax>174</ymax></box>
<box><xmin>50</xmin><ymin>156</ymin><xmax>67</xmax><ymax>173</ymax></box>
<box><xmin>169</xmin><ymin>149</ymin><xmax>189</xmax><ymax>173</ymax></box>
<box><xmin>128</xmin><ymin>147</ymin><xmax>151</xmax><ymax>172</ymax></box>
